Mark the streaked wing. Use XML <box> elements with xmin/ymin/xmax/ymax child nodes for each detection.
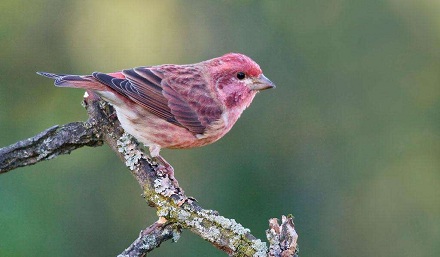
<box><xmin>92</xmin><ymin>67</ymin><xmax>216</xmax><ymax>135</ymax></box>
<box><xmin>163</xmin><ymin>71</ymin><xmax>224</xmax><ymax>132</ymax></box>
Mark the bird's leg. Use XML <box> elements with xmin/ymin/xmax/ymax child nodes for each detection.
<box><xmin>149</xmin><ymin>147</ymin><xmax>193</xmax><ymax>205</ymax></box>
<box><xmin>155</xmin><ymin>155</ymin><xmax>175</xmax><ymax>179</ymax></box>
<box><xmin>149</xmin><ymin>145</ymin><xmax>181</xmax><ymax>190</ymax></box>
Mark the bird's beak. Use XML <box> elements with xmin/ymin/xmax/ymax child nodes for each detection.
<box><xmin>250</xmin><ymin>74</ymin><xmax>276</xmax><ymax>91</ymax></box>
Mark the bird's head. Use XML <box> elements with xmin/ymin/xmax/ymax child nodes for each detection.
<box><xmin>205</xmin><ymin>53</ymin><xmax>275</xmax><ymax>109</ymax></box>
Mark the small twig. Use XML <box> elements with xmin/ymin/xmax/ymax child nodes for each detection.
<box><xmin>118</xmin><ymin>219</ymin><xmax>181</xmax><ymax>257</ymax></box>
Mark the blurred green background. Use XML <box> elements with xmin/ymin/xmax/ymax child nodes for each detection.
<box><xmin>1</xmin><ymin>1</ymin><xmax>439</xmax><ymax>256</ymax></box>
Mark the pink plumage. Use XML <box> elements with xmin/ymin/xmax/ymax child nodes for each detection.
<box><xmin>38</xmin><ymin>53</ymin><xmax>275</xmax><ymax>159</ymax></box>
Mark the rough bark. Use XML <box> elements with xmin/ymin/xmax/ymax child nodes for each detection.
<box><xmin>0</xmin><ymin>123</ymin><xmax>102</xmax><ymax>173</ymax></box>
<box><xmin>0</xmin><ymin>95</ymin><xmax>298</xmax><ymax>257</ymax></box>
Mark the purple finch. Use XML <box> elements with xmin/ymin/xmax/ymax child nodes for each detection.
<box><xmin>38</xmin><ymin>53</ymin><xmax>274</xmax><ymax>165</ymax></box>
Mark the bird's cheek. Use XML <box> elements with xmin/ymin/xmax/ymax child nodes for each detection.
<box><xmin>225</xmin><ymin>92</ymin><xmax>241</xmax><ymax>108</ymax></box>
<box><xmin>215</xmin><ymin>76</ymin><xmax>230</xmax><ymax>90</ymax></box>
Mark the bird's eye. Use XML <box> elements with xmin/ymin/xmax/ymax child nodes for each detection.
<box><xmin>236</xmin><ymin>72</ymin><xmax>246</xmax><ymax>80</ymax></box>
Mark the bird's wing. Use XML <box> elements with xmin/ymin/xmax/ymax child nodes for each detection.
<box><xmin>161</xmin><ymin>67</ymin><xmax>224</xmax><ymax>135</ymax></box>
<box><xmin>92</xmin><ymin>67</ymin><xmax>221</xmax><ymax>135</ymax></box>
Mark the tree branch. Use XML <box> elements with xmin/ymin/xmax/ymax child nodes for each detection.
<box><xmin>118</xmin><ymin>219</ymin><xmax>181</xmax><ymax>257</ymax></box>
<box><xmin>0</xmin><ymin>94</ymin><xmax>299</xmax><ymax>257</ymax></box>
<box><xmin>0</xmin><ymin>122</ymin><xmax>102</xmax><ymax>174</ymax></box>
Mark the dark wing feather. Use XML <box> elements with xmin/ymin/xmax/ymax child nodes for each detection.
<box><xmin>161</xmin><ymin>83</ymin><xmax>206</xmax><ymax>135</ymax></box>
<box><xmin>92</xmin><ymin>67</ymin><xmax>211</xmax><ymax>135</ymax></box>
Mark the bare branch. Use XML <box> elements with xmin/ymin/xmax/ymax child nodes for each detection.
<box><xmin>0</xmin><ymin>122</ymin><xmax>102</xmax><ymax>174</ymax></box>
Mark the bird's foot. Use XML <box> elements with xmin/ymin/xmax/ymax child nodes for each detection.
<box><xmin>153</xmin><ymin>155</ymin><xmax>182</xmax><ymax>194</ymax></box>
<box><xmin>155</xmin><ymin>157</ymin><xmax>176</xmax><ymax>179</ymax></box>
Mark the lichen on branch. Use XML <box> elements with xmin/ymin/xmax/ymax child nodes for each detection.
<box><xmin>0</xmin><ymin>96</ymin><xmax>299</xmax><ymax>257</ymax></box>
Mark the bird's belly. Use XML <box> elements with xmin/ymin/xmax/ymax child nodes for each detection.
<box><xmin>114</xmin><ymin>105</ymin><xmax>222</xmax><ymax>149</ymax></box>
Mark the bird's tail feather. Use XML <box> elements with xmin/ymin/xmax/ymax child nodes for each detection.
<box><xmin>37</xmin><ymin>72</ymin><xmax>106</xmax><ymax>91</ymax></box>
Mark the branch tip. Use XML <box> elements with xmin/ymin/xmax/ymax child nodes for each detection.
<box><xmin>266</xmin><ymin>215</ymin><xmax>299</xmax><ymax>257</ymax></box>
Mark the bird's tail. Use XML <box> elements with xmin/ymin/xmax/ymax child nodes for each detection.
<box><xmin>37</xmin><ymin>72</ymin><xmax>106</xmax><ymax>91</ymax></box>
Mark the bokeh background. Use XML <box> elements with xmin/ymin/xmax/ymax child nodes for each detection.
<box><xmin>1</xmin><ymin>1</ymin><xmax>439</xmax><ymax>256</ymax></box>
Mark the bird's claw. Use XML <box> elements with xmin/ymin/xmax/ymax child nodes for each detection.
<box><xmin>153</xmin><ymin>155</ymin><xmax>182</xmax><ymax>194</ymax></box>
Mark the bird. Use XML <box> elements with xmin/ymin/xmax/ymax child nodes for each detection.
<box><xmin>37</xmin><ymin>53</ymin><xmax>275</xmax><ymax>174</ymax></box>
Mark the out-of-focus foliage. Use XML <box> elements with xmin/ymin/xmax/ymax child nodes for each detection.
<box><xmin>1</xmin><ymin>1</ymin><xmax>439</xmax><ymax>256</ymax></box>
